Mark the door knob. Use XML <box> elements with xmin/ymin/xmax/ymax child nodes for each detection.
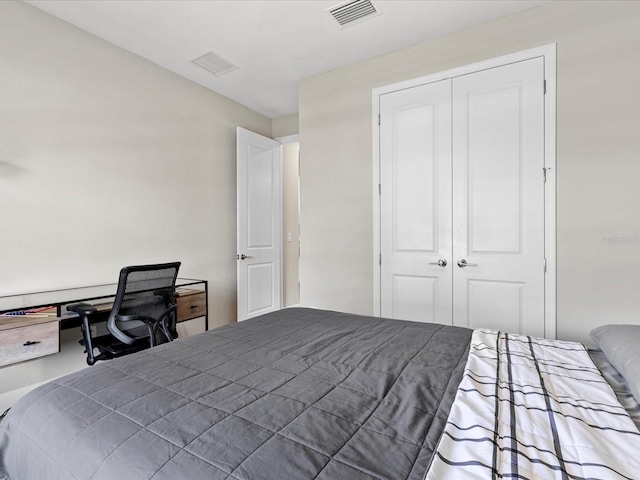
<box><xmin>457</xmin><ymin>259</ymin><xmax>478</xmax><ymax>268</ymax></box>
<box><xmin>239</xmin><ymin>254</ymin><xmax>253</xmax><ymax>260</ymax></box>
<box><xmin>428</xmin><ymin>259</ymin><xmax>447</xmax><ymax>267</ymax></box>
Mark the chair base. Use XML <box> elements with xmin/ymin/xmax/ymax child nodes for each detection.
<box><xmin>80</xmin><ymin>334</ymin><xmax>150</xmax><ymax>365</ymax></box>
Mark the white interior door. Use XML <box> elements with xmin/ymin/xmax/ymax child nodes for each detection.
<box><xmin>452</xmin><ymin>58</ymin><xmax>545</xmax><ymax>336</ymax></box>
<box><xmin>379</xmin><ymin>80</ymin><xmax>453</xmax><ymax>324</ymax></box>
<box><xmin>237</xmin><ymin>127</ymin><xmax>282</xmax><ymax>321</ymax></box>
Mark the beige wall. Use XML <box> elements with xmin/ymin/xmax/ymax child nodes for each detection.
<box><xmin>299</xmin><ymin>0</ymin><xmax>640</xmax><ymax>345</ymax></box>
<box><xmin>0</xmin><ymin>1</ymin><xmax>270</xmax><ymax>407</ymax></box>
<box><xmin>272</xmin><ymin>113</ymin><xmax>299</xmax><ymax>138</ymax></box>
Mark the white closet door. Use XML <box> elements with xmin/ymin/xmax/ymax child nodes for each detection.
<box><xmin>452</xmin><ymin>58</ymin><xmax>545</xmax><ymax>336</ymax></box>
<box><xmin>379</xmin><ymin>80</ymin><xmax>452</xmax><ymax>324</ymax></box>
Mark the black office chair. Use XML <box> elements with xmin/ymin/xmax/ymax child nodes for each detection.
<box><xmin>68</xmin><ymin>262</ymin><xmax>181</xmax><ymax>365</ymax></box>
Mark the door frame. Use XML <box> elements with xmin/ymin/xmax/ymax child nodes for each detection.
<box><xmin>276</xmin><ymin>134</ymin><xmax>301</xmax><ymax>308</ymax></box>
<box><xmin>372</xmin><ymin>44</ymin><xmax>557</xmax><ymax>338</ymax></box>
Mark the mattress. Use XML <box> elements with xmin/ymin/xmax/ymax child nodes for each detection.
<box><xmin>0</xmin><ymin>308</ymin><xmax>471</xmax><ymax>480</ymax></box>
<box><xmin>2</xmin><ymin>308</ymin><xmax>640</xmax><ymax>480</ymax></box>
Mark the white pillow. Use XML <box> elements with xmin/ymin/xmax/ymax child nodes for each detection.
<box><xmin>591</xmin><ymin>324</ymin><xmax>640</xmax><ymax>405</ymax></box>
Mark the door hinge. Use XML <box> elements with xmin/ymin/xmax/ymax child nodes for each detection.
<box><xmin>544</xmin><ymin>258</ymin><xmax>547</xmax><ymax>272</ymax></box>
<box><xmin>378</xmin><ymin>184</ymin><xmax>381</xmax><ymax>195</ymax></box>
<box><xmin>378</xmin><ymin>114</ymin><xmax>381</xmax><ymax>126</ymax></box>
<box><xmin>543</xmin><ymin>79</ymin><xmax>547</xmax><ymax>94</ymax></box>
<box><xmin>543</xmin><ymin>167</ymin><xmax>548</xmax><ymax>183</ymax></box>
<box><xmin>379</xmin><ymin>254</ymin><xmax>382</xmax><ymax>265</ymax></box>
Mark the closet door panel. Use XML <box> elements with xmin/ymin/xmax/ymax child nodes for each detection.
<box><xmin>467</xmin><ymin>85</ymin><xmax>522</xmax><ymax>254</ymax></box>
<box><xmin>452</xmin><ymin>57</ymin><xmax>545</xmax><ymax>336</ymax></box>
<box><xmin>393</xmin><ymin>104</ymin><xmax>436</xmax><ymax>252</ymax></box>
<box><xmin>379</xmin><ymin>80</ymin><xmax>452</xmax><ymax>325</ymax></box>
<box><xmin>392</xmin><ymin>275</ymin><xmax>438</xmax><ymax>323</ymax></box>
<box><xmin>466</xmin><ymin>280</ymin><xmax>524</xmax><ymax>332</ymax></box>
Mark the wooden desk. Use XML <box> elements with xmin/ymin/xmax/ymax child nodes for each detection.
<box><xmin>0</xmin><ymin>314</ymin><xmax>59</xmax><ymax>368</ymax></box>
<box><xmin>0</xmin><ymin>279</ymin><xmax>208</xmax><ymax>368</ymax></box>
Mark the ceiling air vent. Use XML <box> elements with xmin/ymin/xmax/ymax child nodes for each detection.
<box><xmin>191</xmin><ymin>50</ymin><xmax>238</xmax><ymax>77</ymax></box>
<box><xmin>327</xmin><ymin>0</ymin><xmax>381</xmax><ymax>27</ymax></box>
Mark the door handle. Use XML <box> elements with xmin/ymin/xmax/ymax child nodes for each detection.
<box><xmin>428</xmin><ymin>259</ymin><xmax>447</xmax><ymax>267</ymax></box>
<box><xmin>238</xmin><ymin>254</ymin><xmax>253</xmax><ymax>260</ymax></box>
<box><xmin>457</xmin><ymin>259</ymin><xmax>478</xmax><ymax>268</ymax></box>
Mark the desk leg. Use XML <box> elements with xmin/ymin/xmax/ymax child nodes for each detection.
<box><xmin>205</xmin><ymin>282</ymin><xmax>209</xmax><ymax>331</ymax></box>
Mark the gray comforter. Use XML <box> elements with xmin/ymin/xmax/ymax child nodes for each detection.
<box><xmin>0</xmin><ymin>308</ymin><xmax>471</xmax><ymax>480</ymax></box>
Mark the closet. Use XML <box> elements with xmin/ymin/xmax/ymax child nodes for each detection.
<box><xmin>376</xmin><ymin>53</ymin><xmax>553</xmax><ymax>337</ymax></box>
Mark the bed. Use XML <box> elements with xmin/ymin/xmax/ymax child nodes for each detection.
<box><xmin>1</xmin><ymin>308</ymin><xmax>639</xmax><ymax>480</ymax></box>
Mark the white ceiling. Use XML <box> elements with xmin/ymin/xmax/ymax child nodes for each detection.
<box><xmin>27</xmin><ymin>0</ymin><xmax>550</xmax><ymax>119</ymax></box>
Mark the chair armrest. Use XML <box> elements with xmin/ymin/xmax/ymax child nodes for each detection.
<box><xmin>67</xmin><ymin>303</ymin><xmax>98</xmax><ymax>315</ymax></box>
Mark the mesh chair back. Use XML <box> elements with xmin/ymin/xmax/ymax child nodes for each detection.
<box><xmin>108</xmin><ymin>262</ymin><xmax>181</xmax><ymax>345</ymax></box>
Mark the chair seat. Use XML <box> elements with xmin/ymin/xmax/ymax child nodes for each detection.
<box><xmin>80</xmin><ymin>333</ymin><xmax>150</xmax><ymax>361</ymax></box>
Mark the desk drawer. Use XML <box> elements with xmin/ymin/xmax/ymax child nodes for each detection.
<box><xmin>176</xmin><ymin>291</ymin><xmax>207</xmax><ymax>322</ymax></box>
<box><xmin>0</xmin><ymin>321</ymin><xmax>59</xmax><ymax>368</ymax></box>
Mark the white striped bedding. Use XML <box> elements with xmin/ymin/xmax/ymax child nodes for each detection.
<box><xmin>425</xmin><ymin>330</ymin><xmax>640</xmax><ymax>480</ymax></box>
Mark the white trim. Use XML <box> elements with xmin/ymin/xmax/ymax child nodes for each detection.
<box><xmin>372</xmin><ymin>44</ymin><xmax>557</xmax><ymax>338</ymax></box>
<box><xmin>276</xmin><ymin>134</ymin><xmax>300</xmax><ymax>309</ymax></box>
<box><xmin>373</xmin><ymin>92</ymin><xmax>381</xmax><ymax>317</ymax></box>
<box><xmin>278</xmin><ymin>143</ymin><xmax>285</xmax><ymax>311</ymax></box>
<box><xmin>372</xmin><ymin>44</ymin><xmax>556</xmax><ymax>97</ymax></box>
<box><xmin>543</xmin><ymin>45</ymin><xmax>557</xmax><ymax>339</ymax></box>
